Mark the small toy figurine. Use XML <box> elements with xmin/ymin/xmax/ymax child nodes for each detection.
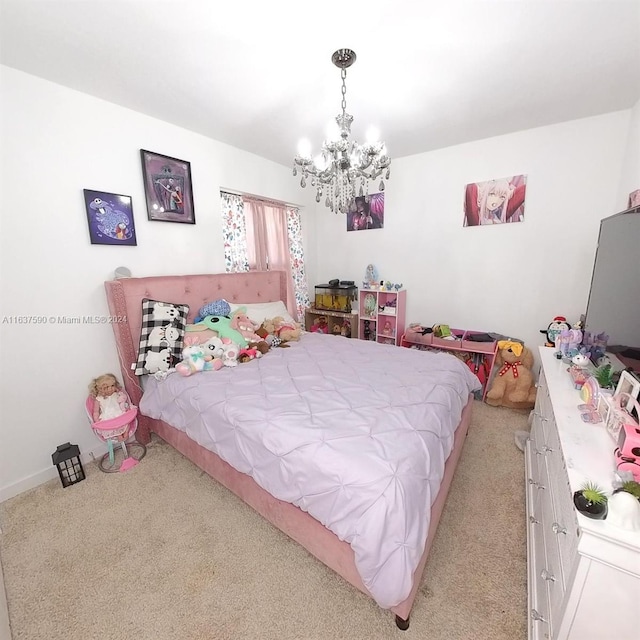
<box><xmin>383</xmin><ymin>321</ymin><xmax>392</xmax><ymax>336</ymax></box>
<box><xmin>540</xmin><ymin>316</ymin><xmax>571</xmax><ymax>348</ymax></box>
<box><xmin>88</xmin><ymin>373</ymin><xmax>130</xmax><ymax>422</ymax></box>
<box><xmin>310</xmin><ymin>315</ymin><xmax>329</xmax><ymax>334</ymax></box>
<box><xmin>364</xmin><ymin>264</ymin><xmax>379</xmax><ymax>287</ymax></box>
<box><xmin>555</xmin><ymin>326</ymin><xmax>583</xmax><ymax>359</ymax></box>
<box><xmin>363</xmin><ymin>320</ymin><xmax>372</xmax><ymax>340</ymax></box>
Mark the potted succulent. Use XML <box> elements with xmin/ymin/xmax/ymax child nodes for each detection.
<box><xmin>614</xmin><ymin>480</ymin><xmax>640</xmax><ymax>502</ymax></box>
<box><xmin>573</xmin><ymin>481</ymin><xmax>608</xmax><ymax>519</ymax></box>
<box><xmin>594</xmin><ymin>363</ymin><xmax>615</xmax><ymax>390</ymax></box>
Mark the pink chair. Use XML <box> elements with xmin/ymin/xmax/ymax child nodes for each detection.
<box><xmin>85</xmin><ymin>395</ymin><xmax>146</xmax><ymax>473</ymax></box>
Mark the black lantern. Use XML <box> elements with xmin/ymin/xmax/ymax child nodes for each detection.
<box><xmin>52</xmin><ymin>442</ymin><xmax>86</xmax><ymax>488</ymax></box>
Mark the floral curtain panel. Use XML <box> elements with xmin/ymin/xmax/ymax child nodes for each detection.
<box><xmin>286</xmin><ymin>206</ymin><xmax>310</xmax><ymax>320</ymax></box>
<box><xmin>221</xmin><ymin>192</ymin><xmax>249</xmax><ymax>273</ymax></box>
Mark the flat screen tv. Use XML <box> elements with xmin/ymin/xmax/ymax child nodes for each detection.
<box><xmin>583</xmin><ymin>207</ymin><xmax>640</xmax><ymax>369</ymax></box>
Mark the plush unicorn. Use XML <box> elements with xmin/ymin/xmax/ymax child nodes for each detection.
<box><xmin>555</xmin><ymin>328</ymin><xmax>583</xmax><ymax>359</ymax></box>
<box><xmin>176</xmin><ymin>336</ymin><xmax>224</xmax><ymax>376</ymax></box>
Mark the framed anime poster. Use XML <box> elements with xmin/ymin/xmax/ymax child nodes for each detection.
<box><xmin>347</xmin><ymin>192</ymin><xmax>385</xmax><ymax>231</ymax></box>
<box><xmin>140</xmin><ymin>149</ymin><xmax>195</xmax><ymax>224</ymax></box>
<box><xmin>463</xmin><ymin>174</ymin><xmax>527</xmax><ymax>226</ymax></box>
<box><xmin>83</xmin><ymin>189</ymin><xmax>137</xmax><ymax>246</ymax></box>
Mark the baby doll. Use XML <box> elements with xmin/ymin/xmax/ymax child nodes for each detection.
<box><xmin>89</xmin><ymin>373</ymin><xmax>130</xmax><ymax>422</ymax></box>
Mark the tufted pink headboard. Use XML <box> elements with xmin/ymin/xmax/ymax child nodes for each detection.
<box><xmin>104</xmin><ymin>270</ymin><xmax>288</xmax><ymax>440</ymax></box>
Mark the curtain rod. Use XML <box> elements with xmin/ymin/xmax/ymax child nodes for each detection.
<box><xmin>220</xmin><ymin>189</ymin><xmax>301</xmax><ymax>209</ymax></box>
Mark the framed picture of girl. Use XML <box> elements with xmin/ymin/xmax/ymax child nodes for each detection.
<box><xmin>347</xmin><ymin>193</ymin><xmax>384</xmax><ymax>231</ymax></box>
<box><xmin>463</xmin><ymin>174</ymin><xmax>527</xmax><ymax>226</ymax></box>
<box><xmin>140</xmin><ymin>150</ymin><xmax>195</xmax><ymax>224</ymax></box>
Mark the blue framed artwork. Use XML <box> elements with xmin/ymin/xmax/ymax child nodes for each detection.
<box><xmin>83</xmin><ymin>189</ymin><xmax>137</xmax><ymax>246</ymax></box>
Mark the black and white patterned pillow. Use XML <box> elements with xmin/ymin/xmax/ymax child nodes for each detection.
<box><xmin>134</xmin><ymin>299</ymin><xmax>189</xmax><ymax>375</ymax></box>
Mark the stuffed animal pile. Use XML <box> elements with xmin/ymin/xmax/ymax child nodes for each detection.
<box><xmin>485</xmin><ymin>340</ymin><xmax>537</xmax><ymax>410</ymax></box>
<box><xmin>175</xmin><ymin>304</ymin><xmax>303</xmax><ymax>375</ymax></box>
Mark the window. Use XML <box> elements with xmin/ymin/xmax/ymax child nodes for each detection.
<box><xmin>220</xmin><ymin>192</ymin><xmax>310</xmax><ymax>320</ymax></box>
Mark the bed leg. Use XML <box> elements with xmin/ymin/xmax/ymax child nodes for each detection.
<box><xmin>395</xmin><ymin>615</ymin><xmax>410</xmax><ymax>631</ymax></box>
<box><xmin>137</xmin><ymin>416</ymin><xmax>152</xmax><ymax>445</ymax></box>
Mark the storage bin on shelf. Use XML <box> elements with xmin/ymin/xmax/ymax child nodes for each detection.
<box><xmin>400</xmin><ymin>327</ymin><xmax>499</xmax><ymax>401</ymax></box>
<box><xmin>431</xmin><ymin>329</ymin><xmax>465</xmax><ymax>348</ymax></box>
<box><xmin>460</xmin><ymin>330</ymin><xmax>499</xmax><ymax>354</ymax></box>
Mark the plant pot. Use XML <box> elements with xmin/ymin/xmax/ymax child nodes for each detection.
<box><xmin>573</xmin><ymin>491</ymin><xmax>608</xmax><ymax>519</ymax></box>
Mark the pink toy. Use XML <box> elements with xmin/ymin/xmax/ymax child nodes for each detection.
<box><xmin>176</xmin><ymin>336</ymin><xmax>224</xmax><ymax>376</ymax></box>
<box><xmin>555</xmin><ymin>328</ymin><xmax>583</xmax><ymax>358</ymax></box>
<box><xmin>86</xmin><ymin>373</ymin><xmax>146</xmax><ymax>473</ymax></box>
<box><xmin>230</xmin><ymin>308</ymin><xmax>262</xmax><ymax>343</ymax></box>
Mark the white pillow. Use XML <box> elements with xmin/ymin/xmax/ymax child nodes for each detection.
<box><xmin>228</xmin><ymin>301</ymin><xmax>296</xmax><ymax>326</ymax></box>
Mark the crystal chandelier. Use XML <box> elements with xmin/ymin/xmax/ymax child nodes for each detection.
<box><xmin>293</xmin><ymin>49</ymin><xmax>391</xmax><ymax>214</ymax></box>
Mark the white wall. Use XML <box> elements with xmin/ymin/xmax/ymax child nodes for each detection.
<box><xmin>0</xmin><ymin>66</ymin><xmax>317</xmax><ymax>500</ymax></box>
<box><xmin>313</xmin><ymin>111</ymin><xmax>632</xmax><ymax>363</ymax></box>
<box><xmin>617</xmin><ymin>98</ymin><xmax>640</xmax><ymax>208</ymax></box>
<box><xmin>1</xmin><ymin>63</ymin><xmax>635</xmax><ymax>500</ymax></box>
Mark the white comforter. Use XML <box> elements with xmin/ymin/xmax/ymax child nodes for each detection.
<box><xmin>140</xmin><ymin>333</ymin><xmax>480</xmax><ymax>608</ymax></box>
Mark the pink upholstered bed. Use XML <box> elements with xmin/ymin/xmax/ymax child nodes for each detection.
<box><xmin>105</xmin><ymin>270</ymin><xmax>475</xmax><ymax>630</ymax></box>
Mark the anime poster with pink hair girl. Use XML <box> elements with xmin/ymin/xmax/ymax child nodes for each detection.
<box><xmin>347</xmin><ymin>193</ymin><xmax>384</xmax><ymax>231</ymax></box>
<box><xmin>463</xmin><ymin>174</ymin><xmax>527</xmax><ymax>226</ymax></box>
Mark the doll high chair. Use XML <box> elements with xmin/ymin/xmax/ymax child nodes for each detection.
<box><xmin>86</xmin><ymin>394</ymin><xmax>147</xmax><ymax>473</ymax></box>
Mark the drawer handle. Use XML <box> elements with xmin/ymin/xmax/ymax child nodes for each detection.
<box><xmin>551</xmin><ymin>522</ymin><xmax>567</xmax><ymax>535</ymax></box>
<box><xmin>534</xmin><ymin>449</ymin><xmax>546</xmax><ymax>456</ymax></box>
<box><xmin>529</xmin><ymin>515</ymin><xmax>540</xmax><ymax>525</ymax></box>
<box><xmin>540</xmin><ymin>569</ymin><xmax>556</xmax><ymax>582</ymax></box>
<box><xmin>528</xmin><ymin>479</ymin><xmax>546</xmax><ymax>490</ymax></box>
<box><xmin>533</xmin><ymin>411</ymin><xmax>549</xmax><ymax>422</ymax></box>
<box><xmin>531</xmin><ymin>609</ymin><xmax>547</xmax><ymax>623</ymax></box>
<box><xmin>542</xmin><ymin>445</ymin><xmax>554</xmax><ymax>453</ymax></box>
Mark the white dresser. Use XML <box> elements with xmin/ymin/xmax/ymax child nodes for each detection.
<box><xmin>525</xmin><ymin>347</ymin><xmax>640</xmax><ymax>640</ymax></box>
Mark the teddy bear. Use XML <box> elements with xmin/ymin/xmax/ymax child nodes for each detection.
<box><xmin>256</xmin><ymin>322</ymin><xmax>286</xmax><ymax>348</ymax></box>
<box><xmin>485</xmin><ymin>340</ymin><xmax>537</xmax><ymax>410</ymax></box>
<box><xmin>263</xmin><ymin>316</ymin><xmax>302</xmax><ymax>343</ymax></box>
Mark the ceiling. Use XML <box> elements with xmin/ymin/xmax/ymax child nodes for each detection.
<box><xmin>1</xmin><ymin>0</ymin><xmax>639</xmax><ymax>167</ymax></box>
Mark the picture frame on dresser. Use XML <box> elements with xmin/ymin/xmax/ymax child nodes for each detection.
<box><xmin>614</xmin><ymin>370</ymin><xmax>640</xmax><ymax>414</ymax></box>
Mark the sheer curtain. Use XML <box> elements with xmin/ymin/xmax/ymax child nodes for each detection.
<box><xmin>222</xmin><ymin>192</ymin><xmax>310</xmax><ymax>321</ymax></box>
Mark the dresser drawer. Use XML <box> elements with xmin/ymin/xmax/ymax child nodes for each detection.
<box><xmin>540</xmin><ymin>480</ymin><xmax>567</xmax><ymax>612</ymax></box>
<box><xmin>543</xmin><ymin>419</ymin><xmax>580</xmax><ymax>577</ymax></box>
<box><xmin>526</xmin><ymin>442</ymin><xmax>551</xmax><ymax>640</ymax></box>
<box><xmin>530</xmin><ymin>493</ymin><xmax>553</xmax><ymax>640</ymax></box>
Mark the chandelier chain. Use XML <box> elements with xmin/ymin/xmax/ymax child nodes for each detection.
<box><xmin>341</xmin><ymin>68</ymin><xmax>347</xmax><ymax>117</ymax></box>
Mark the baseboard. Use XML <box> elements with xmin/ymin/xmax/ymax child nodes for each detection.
<box><xmin>0</xmin><ymin>443</ymin><xmax>108</xmax><ymax>503</ymax></box>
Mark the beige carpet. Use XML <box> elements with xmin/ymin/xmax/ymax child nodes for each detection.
<box><xmin>0</xmin><ymin>402</ymin><xmax>529</xmax><ymax>640</ymax></box>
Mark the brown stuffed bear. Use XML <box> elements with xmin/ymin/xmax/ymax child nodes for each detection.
<box><xmin>262</xmin><ymin>316</ymin><xmax>302</xmax><ymax>343</ymax></box>
<box><xmin>485</xmin><ymin>342</ymin><xmax>537</xmax><ymax>410</ymax></box>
